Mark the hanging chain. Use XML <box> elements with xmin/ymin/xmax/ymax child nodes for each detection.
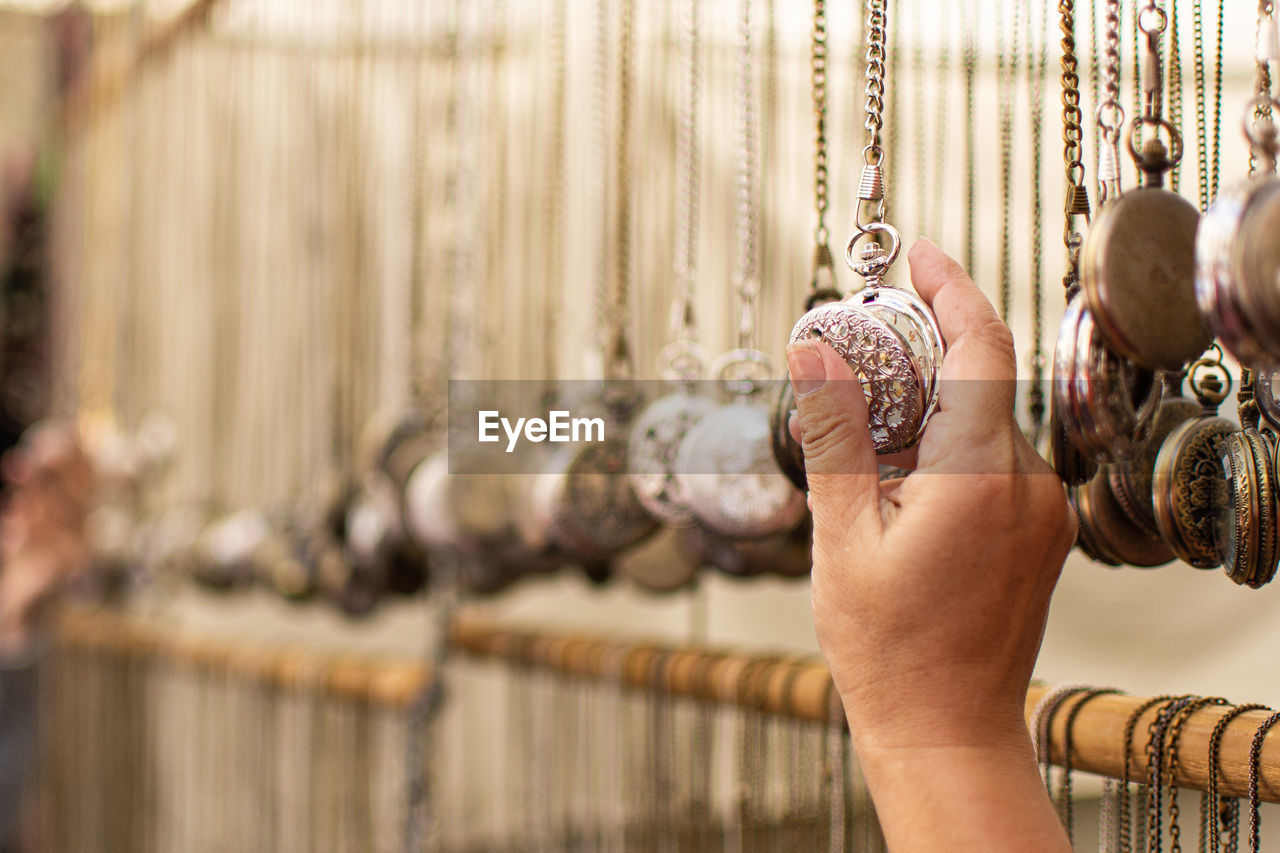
<box><xmin>1097</xmin><ymin>0</ymin><xmax>1124</xmax><ymax>204</ymax></box>
<box><xmin>1251</xmin><ymin>1</ymin><xmax>1278</xmax><ymax>176</ymax></box>
<box><xmin>808</xmin><ymin>0</ymin><xmax>837</xmax><ymax>297</ymax></box>
<box><xmin>542</xmin><ymin>0</ymin><xmax>568</xmax><ymax>383</ymax></box>
<box><xmin>1029</xmin><ymin>0</ymin><xmax>1049</xmax><ymax>430</ymax></box>
<box><xmin>590</xmin><ymin>0</ymin><xmax>611</xmax><ymax>371</ymax></box>
<box><xmin>1165</xmin><ymin>698</ymin><xmax>1229</xmax><ymax>853</ymax></box>
<box><xmin>607</xmin><ymin>0</ymin><xmax>636</xmax><ymax>380</ymax></box>
<box><xmin>1208</xmin><ymin>705</ymin><xmax>1271</xmax><ymax>853</ymax></box>
<box><xmin>667</xmin><ymin>0</ymin><xmax>703</xmax><ymax>377</ymax></box>
<box><xmin>733</xmin><ymin>0</ymin><xmax>760</xmax><ymax>353</ymax></box>
<box><xmin>811</xmin><ymin>0</ymin><xmax>830</xmax><ymax>250</ymax></box>
<box><xmin>861</xmin><ymin>0</ymin><xmax>887</xmax><ymax>166</ymax></box>
<box><xmin>1168</xmin><ymin>0</ymin><xmax>1182</xmax><ymax>192</ymax></box>
<box><xmin>673</xmin><ymin>0</ymin><xmax>700</xmax><ymax>330</ymax></box>
<box><xmin>1060</xmin><ymin>0</ymin><xmax>1091</xmax><ymax>299</ymax></box>
<box><xmin>1248</xmin><ymin>712</ymin><xmax>1280</xmax><ymax>853</ymax></box>
<box><xmin>1192</xmin><ymin>0</ymin><xmax>1227</xmax><ymax>211</ymax></box>
<box><xmin>996</xmin><ymin>0</ymin><xmax>1023</xmax><ymax>322</ymax></box>
<box><xmin>962</xmin><ymin>0</ymin><xmax>979</xmax><ymax>273</ymax></box>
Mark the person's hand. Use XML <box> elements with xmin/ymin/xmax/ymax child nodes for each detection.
<box><xmin>0</xmin><ymin>422</ymin><xmax>91</xmax><ymax>656</ymax></box>
<box><xmin>786</xmin><ymin>238</ymin><xmax>1074</xmax><ymax>851</ymax></box>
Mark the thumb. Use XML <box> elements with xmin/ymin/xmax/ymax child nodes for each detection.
<box><xmin>786</xmin><ymin>340</ymin><xmax>882</xmax><ymax>534</ymax></box>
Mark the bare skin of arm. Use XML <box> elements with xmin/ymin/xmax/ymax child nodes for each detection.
<box><xmin>786</xmin><ymin>238</ymin><xmax>1074</xmax><ymax>851</ymax></box>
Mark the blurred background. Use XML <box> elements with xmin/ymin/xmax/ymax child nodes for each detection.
<box><xmin>0</xmin><ymin>0</ymin><xmax>1274</xmax><ymax>851</ymax></box>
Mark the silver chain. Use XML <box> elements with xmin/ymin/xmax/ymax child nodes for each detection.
<box><xmin>734</xmin><ymin>0</ymin><xmax>760</xmax><ymax>352</ymax></box>
<box><xmin>862</xmin><ymin>0</ymin><xmax>887</xmax><ymax>166</ymax></box>
<box><xmin>672</xmin><ymin>0</ymin><xmax>700</xmax><ymax>333</ymax></box>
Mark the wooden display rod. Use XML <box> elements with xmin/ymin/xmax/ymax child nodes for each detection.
<box><xmin>452</xmin><ymin>618</ymin><xmax>1280</xmax><ymax>804</ymax></box>
<box><xmin>51</xmin><ymin>605</ymin><xmax>430</xmax><ymax>709</ymax></box>
<box><xmin>1024</xmin><ymin>684</ymin><xmax>1280</xmax><ymax>803</ymax></box>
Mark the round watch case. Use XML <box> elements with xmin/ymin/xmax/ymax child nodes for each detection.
<box><xmin>1151</xmin><ymin>414</ymin><xmax>1235</xmax><ymax>569</ymax></box>
<box><xmin>788</xmin><ymin>285</ymin><xmax>944</xmax><ymax>455</ymax></box>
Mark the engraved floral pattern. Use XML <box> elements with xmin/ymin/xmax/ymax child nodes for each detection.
<box><xmin>789</xmin><ymin>302</ymin><xmax>926</xmax><ymax>453</ymax></box>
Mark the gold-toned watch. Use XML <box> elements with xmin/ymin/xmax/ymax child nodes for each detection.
<box><xmin>1151</xmin><ymin>415</ymin><xmax>1234</xmax><ymax>568</ymax></box>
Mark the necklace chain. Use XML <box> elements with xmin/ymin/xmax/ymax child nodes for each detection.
<box><xmin>734</xmin><ymin>0</ymin><xmax>759</xmax><ymax>352</ymax></box>
<box><xmin>1059</xmin><ymin>0</ymin><xmax>1090</xmax><ymax>298</ymax></box>
<box><xmin>810</xmin><ymin>0</ymin><xmax>830</xmax><ymax>250</ymax></box>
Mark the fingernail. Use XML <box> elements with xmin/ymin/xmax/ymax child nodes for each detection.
<box><xmin>917</xmin><ymin>235</ymin><xmax>935</xmax><ymax>245</ymax></box>
<box><xmin>786</xmin><ymin>343</ymin><xmax>826</xmax><ymax>397</ymax></box>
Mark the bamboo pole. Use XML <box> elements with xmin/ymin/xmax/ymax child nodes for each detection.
<box><xmin>451</xmin><ymin>618</ymin><xmax>1280</xmax><ymax>804</ymax></box>
<box><xmin>50</xmin><ymin>605</ymin><xmax>429</xmax><ymax>709</ymax></box>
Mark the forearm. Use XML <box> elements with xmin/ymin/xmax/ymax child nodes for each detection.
<box><xmin>852</xmin><ymin>726</ymin><xmax>1071</xmax><ymax>852</ymax></box>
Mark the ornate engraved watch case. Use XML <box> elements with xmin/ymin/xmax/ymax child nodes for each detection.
<box><xmin>1053</xmin><ymin>293</ymin><xmax>1163</xmax><ymax>462</ymax></box>
<box><xmin>1217</xmin><ymin>426</ymin><xmax>1279</xmax><ymax>588</ymax></box>
<box><xmin>1151</xmin><ymin>414</ymin><xmax>1234</xmax><ymax>568</ymax></box>
<box><xmin>787</xmin><ymin>232</ymin><xmax>945</xmax><ymax>455</ymax></box>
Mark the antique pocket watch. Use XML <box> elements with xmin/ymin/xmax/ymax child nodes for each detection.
<box><xmin>1196</xmin><ymin>97</ymin><xmax>1280</xmax><ymax>366</ymax></box>
<box><xmin>1071</xmin><ymin>468</ymin><xmax>1174</xmax><ymax>568</ymax></box>
<box><xmin>1078</xmin><ymin>7</ymin><xmax>1211</xmax><ymax>372</ymax></box>
<box><xmin>675</xmin><ymin>354</ymin><xmax>807</xmax><ymax>540</ymax></box>
<box><xmin>1217</xmin><ymin>426</ymin><xmax>1279</xmax><ymax>588</ymax></box>
<box><xmin>788</xmin><ymin>227</ymin><xmax>945</xmax><ymax>455</ymax></box>
<box><xmin>1052</xmin><ymin>293</ymin><xmax>1163</xmax><ymax>463</ymax></box>
<box><xmin>1151</xmin><ymin>414</ymin><xmax>1234</xmax><ymax>568</ymax></box>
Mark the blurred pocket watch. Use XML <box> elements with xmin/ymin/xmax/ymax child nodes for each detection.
<box><xmin>527</xmin><ymin>387</ymin><xmax>658</xmax><ymax>562</ymax></box>
<box><xmin>1052</xmin><ymin>292</ymin><xmax>1162</xmax><ymax>463</ymax></box>
<box><xmin>675</xmin><ymin>352</ymin><xmax>806</xmax><ymax>540</ymax></box>
<box><xmin>627</xmin><ymin>341</ymin><xmax>716</xmax><ymax>526</ymax></box>
<box><xmin>614</xmin><ymin>525</ymin><xmax>701</xmax><ymax>593</ymax></box>
<box><xmin>1196</xmin><ymin>97</ymin><xmax>1280</xmax><ymax>366</ymax></box>
<box><xmin>1215</xmin><ymin>372</ymin><xmax>1280</xmax><ymax>588</ymax></box>
<box><xmin>1070</xmin><ymin>468</ymin><xmax>1174</xmax><ymax>568</ymax></box>
<box><xmin>680</xmin><ymin>512</ymin><xmax>813</xmax><ymax>579</ymax></box>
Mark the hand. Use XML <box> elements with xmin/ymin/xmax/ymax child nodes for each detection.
<box><xmin>786</xmin><ymin>238</ymin><xmax>1074</xmax><ymax>851</ymax></box>
<box><xmin>0</xmin><ymin>421</ymin><xmax>91</xmax><ymax>656</ymax></box>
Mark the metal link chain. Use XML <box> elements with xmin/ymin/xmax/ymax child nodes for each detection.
<box><xmin>1207</xmin><ymin>704</ymin><xmax>1271</xmax><ymax>853</ymax></box>
<box><xmin>962</xmin><ymin>0</ymin><xmax>979</xmax><ymax>273</ymax></box>
<box><xmin>672</xmin><ymin>0</ymin><xmax>700</xmax><ymax>335</ymax></box>
<box><xmin>811</xmin><ymin>0</ymin><xmax>830</xmax><ymax>250</ymax></box>
<box><xmin>1168</xmin><ymin>0</ymin><xmax>1182</xmax><ymax>192</ymax></box>
<box><xmin>861</xmin><ymin>0</ymin><xmax>887</xmax><ymax>164</ymax></box>
<box><xmin>1060</xmin><ymin>688</ymin><xmax>1124</xmax><ymax>842</ymax></box>
<box><xmin>1120</xmin><ymin>695</ymin><xmax>1175</xmax><ymax>853</ymax></box>
<box><xmin>733</xmin><ymin>0</ymin><xmax>760</xmax><ymax>352</ymax></box>
<box><xmin>1249</xmin><ymin>712</ymin><xmax>1280</xmax><ymax>853</ymax></box>
<box><xmin>996</xmin><ymin>0</ymin><xmax>1023</xmax><ymax>322</ymax></box>
<box><xmin>608</xmin><ymin>0</ymin><xmax>636</xmax><ymax>380</ymax></box>
<box><xmin>1165</xmin><ymin>697</ymin><xmax>1230</xmax><ymax>853</ymax></box>
<box><xmin>1059</xmin><ymin>0</ymin><xmax>1090</xmax><ymax>299</ymax></box>
<box><xmin>1097</xmin><ymin>0</ymin><xmax>1124</xmax><ymax>204</ymax></box>
<box><xmin>1251</xmin><ymin>0</ymin><xmax>1277</xmax><ymax>176</ymax></box>
<box><xmin>1029</xmin><ymin>0</ymin><xmax>1049</xmax><ymax>429</ymax></box>
<box><xmin>1192</xmin><ymin>0</ymin><xmax>1227</xmax><ymax>211</ymax></box>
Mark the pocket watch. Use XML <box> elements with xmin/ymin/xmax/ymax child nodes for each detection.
<box><xmin>1079</xmin><ymin>128</ymin><xmax>1210</xmax><ymax>370</ymax></box>
<box><xmin>676</xmin><ymin>398</ymin><xmax>807</xmax><ymax>540</ymax></box>
<box><xmin>530</xmin><ymin>426</ymin><xmax>659</xmax><ymax>562</ymax></box>
<box><xmin>613</xmin><ymin>525</ymin><xmax>701</xmax><ymax>593</ymax></box>
<box><xmin>1052</xmin><ymin>293</ymin><xmax>1163</xmax><ymax>462</ymax></box>
<box><xmin>1071</xmin><ymin>469</ymin><xmax>1175</xmax><ymax>568</ymax></box>
<box><xmin>627</xmin><ymin>387</ymin><xmax>716</xmax><ymax>526</ymax></box>
<box><xmin>1107</xmin><ymin>394</ymin><xmax>1207</xmax><ymax>537</ymax></box>
<box><xmin>675</xmin><ymin>352</ymin><xmax>807</xmax><ymax>540</ymax></box>
<box><xmin>787</xmin><ymin>227</ymin><xmax>945</xmax><ymax>455</ymax></box>
<box><xmin>1151</xmin><ymin>414</ymin><xmax>1234</xmax><ymax>568</ymax></box>
<box><xmin>1217</xmin><ymin>426</ymin><xmax>1279</xmax><ymax>588</ymax></box>
<box><xmin>679</xmin><ymin>514</ymin><xmax>812</xmax><ymax>579</ymax></box>
<box><xmin>1196</xmin><ymin>98</ymin><xmax>1280</xmax><ymax>366</ymax></box>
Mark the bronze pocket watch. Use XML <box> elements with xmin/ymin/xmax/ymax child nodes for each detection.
<box><xmin>1071</xmin><ymin>468</ymin><xmax>1175</xmax><ymax>568</ymax></box>
<box><xmin>1151</xmin><ymin>414</ymin><xmax>1234</xmax><ymax>569</ymax></box>
<box><xmin>1052</xmin><ymin>293</ymin><xmax>1163</xmax><ymax>463</ymax></box>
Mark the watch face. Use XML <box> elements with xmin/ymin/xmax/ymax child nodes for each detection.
<box><xmin>1153</xmin><ymin>416</ymin><xmax>1235</xmax><ymax>569</ymax></box>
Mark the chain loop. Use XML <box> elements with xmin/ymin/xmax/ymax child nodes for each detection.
<box><xmin>810</xmin><ymin>0</ymin><xmax>830</xmax><ymax>251</ymax></box>
<box><xmin>1059</xmin><ymin>0</ymin><xmax>1089</xmax><ymax>297</ymax></box>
